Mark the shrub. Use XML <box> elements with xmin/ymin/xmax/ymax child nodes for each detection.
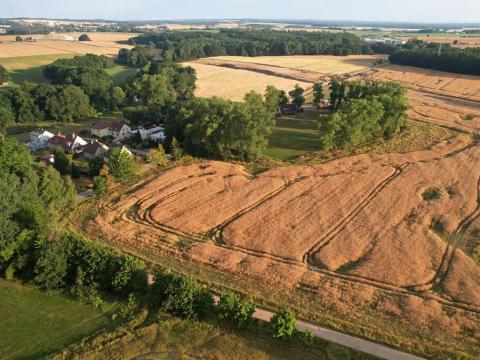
<box><xmin>217</xmin><ymin>291</ymin><xmax>255</xmax><ymax>329</ymax></box>
<box><xmin>326</xmin><ymin>343</ymin><xmax>351</xmax><ymax>360</ymax></box>
<box><xmin>119</xmin><ymin>293</ymin><xmax>140</xmax><ymax>322</ymax></box>
<box><xmin>299</xmin><ymin>329</ymin><xmax>314</xmax><ymax>346</ymax></box>
<box><xmin>422</xmin><ymin>187</ymin><xmax>442</xmax><ymax>201</ymax></box>
<box><xmin>152</xmin><ymin>271</ymin><xmax>213</xmax><ymax>320</ymax></box>
<box><xmin>147</xmin><ymin>144</ymin><xmax>168</xmax><ymax>167</ymax></box>
<box><xmin>270</xmin><ymin>309</ymin><xmax>296</xmax><ymax>339</ymax></box>
<box><xmin>78</xmin><ymin>34</ymin><xmax>92</xmax><ymax>42</ymax></box>
<box><xmin>71</xmin><ymin>285</ymin><xmax>104</xmax><ymax>309</ymax></box>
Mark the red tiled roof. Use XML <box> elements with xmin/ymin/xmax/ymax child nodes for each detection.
<box><xmin>92</xmin><ymin>122</ymin><xmax>111</xmax><ymax>130</ymax></box>
<box><xmin>109</xmin><ymin>122</ymin><xmax>127</xmax><ymax>132</ymax></box>
<box><xmin>83</xmin><ymin>140</ymin><xmax>108</xmax><ymax>155</ymax></box>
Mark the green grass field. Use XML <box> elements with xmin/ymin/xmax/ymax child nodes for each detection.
<box><xmin>264</xmin><ymin>109</ymin><xmax>322</xmax><ymax>161</ymax></box>
<box><xmin>0</xmin><ymin>54</ymin><xmax>138</xmax><ymax>86</ymax></box>
<box><xmin>105</xmin><ymin>65</ymin><xmax>139</xmax><ymax>84</ymax></box>
<box><xmin>0</xmin><ymin>279</ymin><xmax>116</xmax><ymax>360</ymax></box>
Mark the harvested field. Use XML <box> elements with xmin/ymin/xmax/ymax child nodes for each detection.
<box><xmin>88</xmin><ymin>130</ymin><xmax>480</xmax><ymax>304</ymax></box>
<box><xmin>184</xmin><ymin>62</ymin><xmax>311</xmax><ymax>101</ymax></box>
<box><xmin>83</xmin><ymin>127</ymin><xmax>480</xmax><ymax>357</ymax></box>
<box><xmin>206</xmin><ymin>55</ymin><xmax>383</xmax><ymax>75</ymax></box>
<box><xmin>0</xmin><ymin>32</ymin><xmax>135</xmax><ymax>58</ymax></box>
<box><xmin>372</xmin><ymin>64</ymin><xmax>480</xmax><ymax>101</ymax></box>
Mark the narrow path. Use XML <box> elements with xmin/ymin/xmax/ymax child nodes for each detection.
<box><xmin>211</xmin><ymin>295</ymin><xmax>425</xmax><ymax>360</ymax></box>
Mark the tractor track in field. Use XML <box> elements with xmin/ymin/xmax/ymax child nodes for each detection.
<box><xmin>104</xmin><ymin>133</ymin><xmax>480</xmax><ymax>313</ymax></box>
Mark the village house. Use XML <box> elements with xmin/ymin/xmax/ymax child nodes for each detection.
<box><xmin>82</xmin><ymin>140</ymin><xmax>110</xmax><ymax>160</ymax></box>
<box><xmin>91</xmin><ymin>122</ymin><xmax>132</xmax><ymax>140</ymax></box>
<box><xmin>47</xmin><ymin>132</ymin><xmax>87</xmax><ymax>154</ymax></box>
<box><xmin>27</xmin><ymin>129</ymin><xmax>54</xmax><ymax>151</ymax></box>
<box><xmin>135</xmin><ymin>124</ymin><xmax>166</xmax><ymax>142</ymax></box>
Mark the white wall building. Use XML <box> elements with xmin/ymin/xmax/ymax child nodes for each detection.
<box><xmin>27</xmin><ymin>129</ymin><xmax>54</xmax><ymax>151</ymax></box>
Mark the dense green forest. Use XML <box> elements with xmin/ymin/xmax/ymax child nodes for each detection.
<box><xmin>129</xmin><ymin>30</ymin><xmax>374</xmax><ymax>60</ymax></box>
<box><xmin>389</xmin><ymin>40</ymin><xmax>480</xmax><ymax>75</ymax></box>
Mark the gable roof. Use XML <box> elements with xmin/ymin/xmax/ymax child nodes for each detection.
<box><xmin>109</xmin><ymin>122</ymin><xmax>128</xmax><ymax>132</ymax></box>
<box><xmin>83</xmin><ymin>140</ymin><xmax>109</xmax><ymax>155</ymax></box>
<box><xmin>92</xmin><ymin>122</ymin><xmax>111</xmax><ymax>130</ymax></box>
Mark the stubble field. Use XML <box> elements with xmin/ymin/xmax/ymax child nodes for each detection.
<box><xmin>184</xmin><ymin>62</ymin><xmax>312</xmax><ymax>101</ymax></box>
<box><xmin>0</xmin><ymin>32</ymin><xmax>135</xmax><ymax>58</ymax></box>
<box><xmin>84</xmin><ymin>121</ymin><xmax>480</xmax><ymax>357</ymax></box>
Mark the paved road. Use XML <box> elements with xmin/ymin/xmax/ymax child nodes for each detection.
<box><xmin>213</xmin><ymin>296</ymin><xmax>424</xmax><ymax>360</ymax></box>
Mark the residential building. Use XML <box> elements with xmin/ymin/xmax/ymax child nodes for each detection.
<box><xmin>27</xmin><ymin>129</ymin><xmax>54</xmax><ymax>151</ymax></box>
<box><xmin>82</xmin><ymin>140</ymin><xmax>110</xmax><ymax>160</ymax></box>
<box><xmin>47</xmin><ymin>132</ymin><xmax>87</xmax><ymax>154</ymax></box>
<box><xmin>91</xmin><ymin>121</ymin><xmax>132</xmax><ymax>140</ymax></box>
<box><xmin>91</xmin><ymin>123</ymin><xmax>111</xmax><ymax>138</ymax></box>
<box><xmin>136</xmin><ymin>124</ymin><xmax>166</xmax><ymax>141</ymax></box>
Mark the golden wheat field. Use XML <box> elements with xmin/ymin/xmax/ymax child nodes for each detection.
<box><xmin>372</xmin><ymin>64</ymin><xmax>480</xmax><ymax>101</ymax></box>
<box><xmin>207</xmin><ymin>55</ymin><xmax>383</xmax><ymax>75</ymax></box>
<box><xmin>184</xmin><ymin>62</ymin><xmax>312</xmax><ymax>101</ymax></box>
<box><xmin>85</xmin><ymin>125</ymin><xmax>480</xmax><ymax>356</ymax></box>
<box><xmin>0</xmin><ymin>32</ymin><xmax>135</xmax><ymax>58</ymax></box>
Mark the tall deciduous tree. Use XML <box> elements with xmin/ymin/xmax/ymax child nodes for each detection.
<box><xmin>0</xmin><ymin>65</ymin><xmax>9</xmax><ymax>85</ymax></box>
<box><xmin>312</xmin><ymin>83</ymin><xmax>324</xmax><ymax>106</ymax></box>
<box><xmin>289</xmin><ymin>85</ymin><xmax>305</xmax><ymax>108</ymax></box>
<box><xmin>108</xmin><ymin>148</ymin><xmax>138</xmax><ymax>184</ymax></box>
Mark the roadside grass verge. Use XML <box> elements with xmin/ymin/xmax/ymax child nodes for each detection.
<box><xmin>0</xmin><ymin>279</ymin><xmax>116</xmax><ymax>360</ymax></box>
<box><xmin>50</xmin><ymin>308</ymin><xmax>373</xmax><ymax>360</ymax></box>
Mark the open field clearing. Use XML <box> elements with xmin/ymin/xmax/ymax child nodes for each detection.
<box><xmin>0</xmin><ymin>54</ymin><xmax>138</xmax><ymax>85</ymax></box>
<box><xmin>371</xmin><ymin>64</ymin><xmax>480</xmax><ymax>101</ymax></box>
<box><xmin>184</xmin><ymin>62</ymin><xmax>311</xmax><ymax>101</ymax></box>
<box><xmin>0</xmin><ymin>279</ymin><xmax>115</xmax><ymax>359</ymax></box>
<box><xmin>206</xmin><ymin>55</ymin><xmax>383</xmax><ymax>75</ymax></box>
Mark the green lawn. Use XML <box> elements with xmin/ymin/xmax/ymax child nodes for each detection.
<box><xmin>264</xmin><ymin>109</ymin><xmax>322</xmax><ymax>161</ymax></box>
<box><xmin>0</xmin><ymin>279</ymin><xmax>116</xmax><ymax>360</ymax></box>
<box><xmin>105</xmin><ymin>65</ymin><xmax>139</xmax><ymax>84</ymax></box>
<box><xmin>0</xmin><ymin>53</ymin><xmax>137</xmax><ymax>86</ymax></box>
<box><xmin>0</xmin><ymin>54</ymin><xmax>76</xmax><ymax>85</ymax></box>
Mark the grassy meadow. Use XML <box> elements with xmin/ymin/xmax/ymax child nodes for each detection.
<box><xmin>0</xmin><ymin>279</ymin><xmax>116</xmax><ymax>360</ymax></box>
<box><xmin>264</xmin><ymin>109</ymin><xmax>322</xmax><ymax>161</ymax></box>
<box><xmin>0</xmin><ymin>54</ymin><xmax>138</xmax><ymax>86</ymax></box>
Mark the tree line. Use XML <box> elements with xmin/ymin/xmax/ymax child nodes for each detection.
<box><xmin>389</xmin><ymin>40</ymin><xmax>480</xmax><ymax>76</ymax></box>
<box><xmin>129</xmin><ymin>29</ymin><xmax>374</xmax><ymax>61</ymax></box>
<box><xmin>320</xmin><ymin>80</ymin><xmax>409</xmax><ymax>149</ymax></box>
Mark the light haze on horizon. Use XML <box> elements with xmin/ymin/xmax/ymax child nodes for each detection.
<box><xmin>2</xmin><ymin>0</ymin><xmax>480</xmax><ymax>23</ymax></box>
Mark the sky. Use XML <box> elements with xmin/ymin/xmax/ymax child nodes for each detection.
<box><xmin>2</xmin><ymin>0</ymin><xmax>480</xmax><ymax>23</ymax></box>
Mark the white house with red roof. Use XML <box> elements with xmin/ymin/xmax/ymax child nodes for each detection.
<box><xmin>91</xmin><ymin>122</ymin><xmax>131</xmax><ymax>140</ymax></box>
<box><xmin>47</xmin><ymin>132</ymin><xmax>87</xmax><ymax>154</ymax></box>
